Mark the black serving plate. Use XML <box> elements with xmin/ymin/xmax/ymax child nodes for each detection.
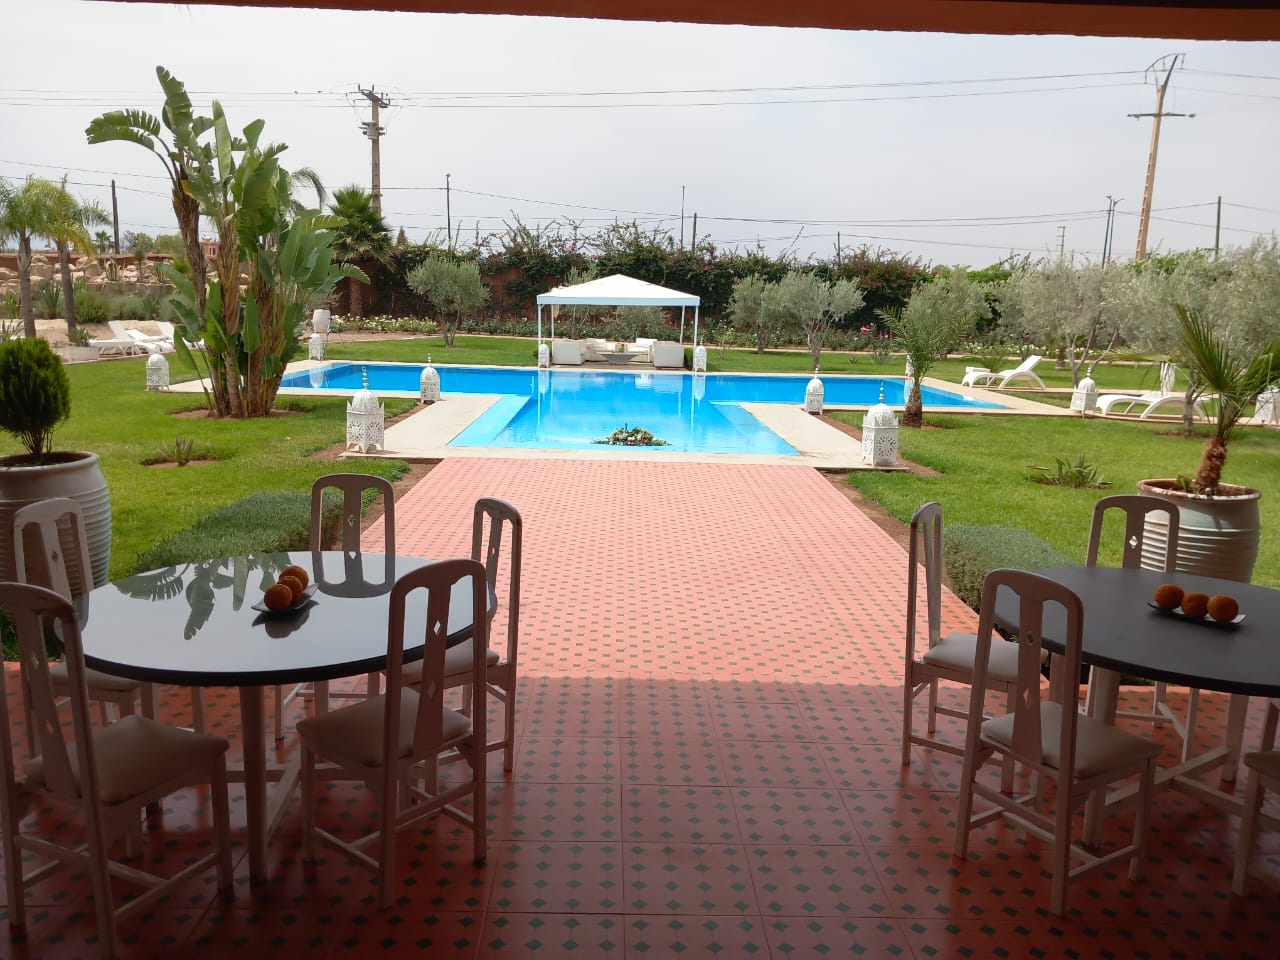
<box><xmin>1147</xmin><ymin>600</ymin><xmax>1245</xmax><ymax>628</ymax></box>
<box><xmin>252</xmin><ymin>583</ymin><xmax>317</xmax><ymax>616</ymax></box>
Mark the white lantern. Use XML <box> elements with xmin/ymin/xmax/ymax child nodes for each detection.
<box><xmin>346</xmin><ymin>369</ymin><xmax>385</xmax><ymax>453</ymax></box>
<box><xmin>308</xmin><ymin>367</ymin><xmax>326</xmax><ymax>388</ymax></box>
<box><xmin>420</xmin><ymin>364</ymin><xmax>441</xmax><ymax>403</ymax></box>
<box><xmin>1070</xmin><ymin>375</ymin><xmax>1098</xmax><ymax>415</ymax></box>
<box><xmin>692</xmin><ymin>344</ymin><xmax>708</xmax><ymax>373</ymax></box>
<box><xmin>537</xmin><ymin>341</ymin><xmax>550</xmax><ymax>368</ymax></box>
<box><xmin>1257</xmin><ymin>385</ymin><xmax>1279</xmax><ymax>425</ymax></box>
<box><xmin>145</xmin><ymin>352</ymin><xmax>169</xmax><ymax>391</ymax></box>
<box><xmin>309</xmin><ymin>333</ymin><xmax>325</xmax><ymax>360</ymax></box>
<box><xmin>805</xmin><ymin>373</ymin><xmax>825</xmax><ymax>415</ymax></box>
<box><xmin>862</xmin><ymin>393</ymin><xmax>899</xmax><ymax>467</ymax></box>
<box><xmin>692</xmin><ymin>371</ymin><xmax>706</xmax><ymax>403</ymax></box>
<box><xmin>312</xmin><ymin>308</ymin><xmax>331</xmax><ymax>336</ymax></box>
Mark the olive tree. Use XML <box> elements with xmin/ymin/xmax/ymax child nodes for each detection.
<box><xmin>880</xmin><ymin>268</ymin><xmax>990</xmax><ymax>427</ymax></box>
<box><xmin>728</xmin><ymin>274</ymin><xmax>775</xmax><ymax>353</ymax></box>
<box><xmin>407</xmin><ymin>254</ymin><xmax>489</xmax><ymax>347</ymax></box>
<box><xmin>1000</xmin><ymin>259</ymin><xmax>1127</xmax><ymax>385</ymax></box>
<box><xmin>769</xmin><ymin>271</ymin><xmax>864</xmax><ymax>370</ymax></box>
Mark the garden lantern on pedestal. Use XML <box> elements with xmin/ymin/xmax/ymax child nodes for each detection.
<box><xmin>537</xmin><ymin>342</ymin><xmax>549</xmax><ymax>368</ymax></box>
<box><xmin>346</xmin><ymin>370</ymin><xmax>385</xmax><ymax>454</ymax></box>
<box><xmin>309</xmin><ymin>334</ymin><xmax>325</xmax><ymax>361</ymax></box>
<box><xmin>420</xmin><ymin>363</ymin><xmax>441</xmax><ymax>404</ymax></box>
<box><xmin>1070</xmin><ymin>375</ymin><xmax>1098</xmax><ymax>415</ymax></box>
<box><xmin>862</xmin><ymin>387</ymin><xmax>899</xmax><ymax>467</ymax></box>
<box><xmin>692</xmin><ymin>344</ymin><xmax>707</xmax><ymax>373</ymax></box>
<box><xmin>805</xmin><ymin>371</ymin><xmax>824</xmax><ymax>415</ymax></box>
<box><xmin>145</xmin><ymin>353</ymin><xmax>169</xmax><ymax>391</ymax></box>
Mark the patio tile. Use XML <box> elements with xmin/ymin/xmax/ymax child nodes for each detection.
<box><xmin>515</xmin><ymin>737</ymin><xmax>620</xmax><ymax>785</ymax></box>
<box><xmin>481</xmin><ymin>913</ymin><xmax>625</xmax><ymax>956</ymax></box>
<box><xmin>732</xmin><ymin>787</ymin><xmax>859</xmax><ymax>845</ymax></box>
<box><xmin>763</xmin><ymin>916</ymin><xmax>913</xmax><ymax>957</ymax></box>
<box><xmin>747</xmin><ymin>843</ymin><xmax>891</xmax><ymax>918</ymax></box>
<box><xmin>622</xmin><ymin>843</ymin><xmax>757</xmax><ymax>915</ymax></box>
<box><xmin>488</xmin><ymin>842</ymin><xmax>624</xmax><ymax>914</ymax></box>
<box><xmin>620</xmin><ymin>738</ymin><xmax>728</xmax><ymax>787</ymax></box>
<box><xmin>486</xmin><ymin>781</ymin><xmax>621</xmax><ymax>842</ymax></box>
<box><xmin>710</xmin><ymin>699</ymin><xmax>815</xmax><ymax>742</ymax></box>
<box><xmin>620</xmin><ymin>785</ymin><xmax>739</xmax><ymax>843</ymax></box>
<box><xmin>617</xmin><ymin>697</ymin><xmax>715</xmax><ymax>740</ymax></box>
<box><xmin>625</xmin><ymin>914</ymin><xmax>769</xmax><ymax>955</ymax></box>
<box><xmin>719</xmin><ymin>739</ymin><xmax>830</xmax><ymax>788</ymax></box>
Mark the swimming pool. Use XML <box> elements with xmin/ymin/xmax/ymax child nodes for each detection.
<box><xmin>280</xmin><ymin>363</ymin><xmax>1004</xmax><ymax>454</ymax></box>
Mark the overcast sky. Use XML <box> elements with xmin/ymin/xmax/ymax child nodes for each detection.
<box><xmin>4</xmin><ymin>0</ymin><xmax>1278</xmax><ymax>269</ymax></box>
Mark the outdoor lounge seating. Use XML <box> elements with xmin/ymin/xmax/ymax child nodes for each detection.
<box><xmin>651</xmin><ymin>340</ymin><xmax>685</xmax><ymax>368</ymax></box>
<box><xmin>960</xmin><ymin>354</ymin><xmax>1044</xmax><ymax>389</ymax></box>
<box><xmin>551</xmin><ymin>339</ymin><xmax>585</xmax><ymax>365</ymax></box>
<box><xmin>1097</xmin><ymin>391</ymin><xmax>1208</xmax><ymax>419</ymax></box>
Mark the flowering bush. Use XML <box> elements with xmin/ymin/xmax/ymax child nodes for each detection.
<box><xmin>593</xmin><ymin>424</ymin><xmax>669</xmax><ymax>447</ymax></box>
<box><xmin>331</xmin><ymin>314</ymin><xmax>438</xmax><ymax>334</ymax></box>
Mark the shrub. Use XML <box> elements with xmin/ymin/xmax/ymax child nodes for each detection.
<box><xmin>130</xmin><ymin>491</ymin><xmax>347</xmax><ymax>572</ymax></box>
<box><xmin>0</xmin><ymin>337</ymin><xmax>72</xmax><ymax>461</ymax></box>
<box><xmin>942</xmin><ymin>524</ymin><xmax>1072</xmax><ymax>612</ymax></box>
<box><xmin>35</xmin><ymin>280</ymin><xmax>62</xmax><ymax>320</ymax></box>
<box><xmin>108</xmin><ymin>296</ymin><xmax>150</xmax><ymax>321</ymax></box>
<box><xmin>73</xmin><ymin>283</ymin><xmax>112</xmax><ymax>326</ymax></box>
<box><xmin>1027</xmin><ymin>455</ymin><xmax>1110</xmax><ymax>489</ymax></box>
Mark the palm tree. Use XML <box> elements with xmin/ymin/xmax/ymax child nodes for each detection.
<box><xmin>1177</xmin><ymin>305</ymin><xmax>1280</xmax><ymax>494</ymax></box>
<box><xmin>49</xmin><ymin>176</ymin><xmax>110</xmax><ymax>335</ymax></box>
<box><xmin>0</xmin><ymin>176</ymin><xmax>64</xmax><ymax>338</ymax></box>
<box><xmin>328</xmin><ymin>185</ymin><xmax>392</xmax><ymax>318</ymax></box>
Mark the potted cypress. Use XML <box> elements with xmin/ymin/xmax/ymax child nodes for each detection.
<box><xmin>0</xmin><ymin>337</ymin><xmax>111</xmax><ymax>590</ymax></box>
<box><xmin>1137</xmin><ymin>305</ymin><xmax>1280</xmax><ymax>582</ymax></box>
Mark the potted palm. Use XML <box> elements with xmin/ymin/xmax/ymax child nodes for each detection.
<box><xmin>0</xmin><ymin>338</ymin><xmax>111</xmax><ymax>591</ymax></box>
<box><xmin>1137</xmin><ymin>305</ymin><xmax>1280</xmax><ymax>582</ymax></box>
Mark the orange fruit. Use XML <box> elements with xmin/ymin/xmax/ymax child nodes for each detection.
<box><xmin>1207</xmin><ymin>594</ymin><xmax>1240</xmax><ymax>623</ymax></box>
<box><xmin>277</xmin><ymin>575</ymin><xmax>305</xmax><ymax>604</ymax></box>
<box><xmin>264</xmin><ymin>583</ymin><xmax>293</xmax><ymax>610</ymax></box>
<box><xmin>1153</xmin><ymin>583</ymin><xmax>1184</xmax><ymax>610</ymax></box>
<box><xmin>282</xmin><ymin>564</ymin><xmax>310</xmax><ymax>589</ymax></box>
<box><xmin>1180</xmin><ymin>592</ymin><xmax>1210</xmax><ymax>618</ymax></box>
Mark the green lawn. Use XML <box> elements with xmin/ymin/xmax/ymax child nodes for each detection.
<box><xmin>12</xmin><ymin>336</ymin><xmax>1274</xmax><ymax>589</ymax></box>
<box><xmin>831</xmin><ymin>411</ymin><xmax>1280</xmax><ymax>589</ymax></box>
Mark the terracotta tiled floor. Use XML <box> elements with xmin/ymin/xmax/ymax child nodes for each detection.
<box><xmin>5</xmin><ymin>459</ymin><xmax>1280</xmax><ymax>958</ymax></box>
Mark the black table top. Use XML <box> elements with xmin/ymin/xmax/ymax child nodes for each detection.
<box><xmin>80</xmin><ymin>552</ymin><xmax>486</xmax><ymax>687</ymax></box>
<box><xmin>993</xmin><ymin>566</ymin><xmax>1280</xmax><ymax>698</ymax></box>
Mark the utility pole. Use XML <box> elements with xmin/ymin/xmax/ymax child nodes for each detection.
<box><xmin>1129</xmin><ymin>54</ymin><xmax>1193</xmax><ymax>262</ymax></box>
<box><xmin>445</xmin><ymin>173</ymin><xmax>452</xmax><ymax>249</ymax></box>
<box><xmin>1102</xmin><ymin>195</ymin><xmax>1121</xmax><ymax>264</ymax></box>
<box><xmin>358</xmin><ymin>85</ymin><xmax>390</xmax><ymax>213</ymax></box>
<box><xmin>1214</xmin><ymin>195</ymin><xmax>1222</xmax><ymax>260</ymax></box>
<box><xmin>1057</xmin><ymin>225</ymin><xmax>1066</xmax><ymax>260</ymax></box>
<box><xmin>110</xmin><ymin>179</ymin><xmax>120</xmax><ymax>254</ymax></box>
<box><xmin>690</xmin><ymin>212</ymin><xmax>697</xmax><ymax>252</ymax></box>
<box><xmin>679</xmin><ymin>185</ymin><xmax>686</xmax><ymax>249</ymax></box>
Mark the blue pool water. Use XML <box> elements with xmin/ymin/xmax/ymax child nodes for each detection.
<box><xmin>280</xmin><ymin>363</ymin><xmax>1003</xmax><ymax>454</ymax></box>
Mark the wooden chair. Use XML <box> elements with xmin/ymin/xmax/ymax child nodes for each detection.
<box><xmin>901</xmin><ymin>502</ymin><xmax>1022</xmax><ymax>782</ymax></box>
<box><xmin>12</xmin><ymin>499</ymin><xmax>156</xmax><ymax>753</ymax></box>
<box><xmin>1085</xmin><ymin>495</ymin><xmax>1197</xmax><ymax>756</ymax></box>
<box><xmin>1232</xmin><ymin>699</ymin><xmax>1280</xmax><ymax>895</ymax></box>
<box><xmin>297</xmin><ymin>558</ymin><xmax>489</xmax><ymax>908</ymax></box>
<box><xmin>953</xmin><ymin>568</ymin><xmax>1160</xmax><ymax>916</ymax></box>
<box><xmin>273</xmin><ymin>473</ymin><xmax>395</xmax><ymax>739</ymax></box>
<box><xmin>0</xmin><ymin>582</ymin><xmax>233</xmax><ymax>960</ymax></box>
<box><xmin>401</xmin><ymin>498</ymin><xmax>523</xmax><ymax>771</ymax></box>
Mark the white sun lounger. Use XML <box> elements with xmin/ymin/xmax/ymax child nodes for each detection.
<box><xmin>960</xmin><ymin>354</ymin><xmax>1045</xmax><ymax>389</ymax></box>
<box><xmin>1097</xmin><ymin>391</ymin><xmax>1208</xmax><ymax>419</ymax></box>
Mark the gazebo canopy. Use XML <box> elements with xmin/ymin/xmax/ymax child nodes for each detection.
<box><xmin>536</xmin><ymin>274</ymin><xmax>701</xmax><ymax>343</ymax></box>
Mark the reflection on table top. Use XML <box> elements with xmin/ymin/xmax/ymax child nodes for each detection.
<box><xmin>994</xmin><ymin>566</ymin><xmax>1280</xmax><ymax>698</ymax></box>
<box><xmin>81</xmin><ymin>552</ymin><xmax>483</xmax><ymax>687</ymax></box>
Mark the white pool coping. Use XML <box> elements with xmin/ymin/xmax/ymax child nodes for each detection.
<box><xmin>168</xmin><ymin>360</ymin><xmax>1066</xmax><ymax>469</ymax></box>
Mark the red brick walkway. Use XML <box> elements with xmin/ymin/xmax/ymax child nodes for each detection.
<box><xmin>5</xmin><ymin>459</ymin><xmax>1278</xmax><ymax>958</ymax></box>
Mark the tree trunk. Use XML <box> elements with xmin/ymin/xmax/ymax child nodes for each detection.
<box><xmin>902</xmin><ymin>381</ymin><xmax>924</xmax><ymax>428</ymax></box>
<box><xmin>1195</xmin><ymin>434</ymin><xmax>1228</xmax><ymax>495</ymax></box>
<box><xmin>17</xmin><ymin>237</ymin><xmax>35</xmax><ymax>339</ymax></box>
<box><xmin>58</xmin><ymin>242</ymin><xmax>78</xmax><ymax>334</ymax></box>
<box><xmin>348</xmin><ymin>277</ymin><xmax>364</xmax><ymax>318</ymax></box>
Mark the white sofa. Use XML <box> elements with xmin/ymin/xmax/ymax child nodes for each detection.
<box><xmin>551</xmin><ymin>339</ymin><xmax>586</xmax><ymax>365</ymax></box>
<box><xmin>651</xmin><ymin>340</ymin><xmax>686</xmax><ymax>369</ymax></box>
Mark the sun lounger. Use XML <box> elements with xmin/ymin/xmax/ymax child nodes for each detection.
<box><xmin>125</xmin><ymin>329</ymin><xmax>174</xmax><ymax>354</ymax></box>
<box><xmin>960</xmin><ymin>355</ymin><xmax>1044</xmax><ymax>389</ymax></box>
<box><xmin>1097</xmin><ymin>391</ymin><xmax>1208</xmax><ymax>419</ymax></box>
<box><xmin>87</xmin><ymin>334</ymin><xmax>142</xmax><ymax>357</ymax></box>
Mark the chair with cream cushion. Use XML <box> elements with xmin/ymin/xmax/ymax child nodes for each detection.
<box><xmin>953</xmin><ymin>568</ymin><xmax>1159</xmax><ymax>916</ymax></box>
<box><xmin>551</xmin><ymin>339</ymin><xmax>585</xmax><ymax>365</ymax></box>
<box><xmin>902</xmin><ymin>502</ymin><xmax>1024</xmax><ymax>780</ymax></box>
<box><xmin>651</xmin><ymin>340</ymin><xmax>685</xmax><ymax>368</ymax></box>
<box><xmin>0</xmin><ymin>581</ymin><xmax>233</xmax><ymax>960</ymax></box>
<box><xmin>12</xmin><ymin>499</ymin><xmax>162</xmax><ymax>754</ymax></box>
<box><xmin>400</xmin><ymin>497</ymin><xmax>523</xmax><ymax>771</ymax></box>
<box><xmin>273</xmin><ymin>473</ymin><xmax>395</xmax><ymax>739</ymax></box>
<box><xmin>297</xmin><ymin>558</ymin><xmax>489</xmax><ymax>908</ymax></box>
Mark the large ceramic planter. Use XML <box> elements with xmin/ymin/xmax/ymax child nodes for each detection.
<box><xmin>0</xmin><ymin>451</ymin><xmax>112</xmax><ymax>593</ymax></box>
<box><xmin>1136</xmin><ymin>478</ymin><xmax>1261</xmax><ymax>584</ymax></box>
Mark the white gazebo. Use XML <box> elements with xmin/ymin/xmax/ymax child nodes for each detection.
<box><xmin>535</xmin><ymin>273</ymin><xmax>702</xmax><ymax>346</ymax></box>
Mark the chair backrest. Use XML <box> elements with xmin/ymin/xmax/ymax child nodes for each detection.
<box><xmin>12</xmin><ymin>497</ymin><xmax>94</xmax><ymax>600</ymax></box>
<box><xmin>472</xmin><ymin>498</ymin><xmax>522</xmax><ymax>660</ymax></box>
<box><xmin>155</xmin><ymin>320</ymin><xmax>176</xmax><ymax>340</ymax></box>
<box><xmin>1086</xmin><ymin>495</ymin><xmax>1179</xmax><ymax>571</ymax></box>
<box><xmin>107</xmin><ymin>320</ymin><xmax>131</xmax><ymax>340</ymax></box>
<box><xmin>381</xmin><ymin>559</ymin><xmax>488</xmax><ymax>776</ymax></box>
<box><xmin>1017</xmin><ymin>355</ymin><xmax>1042</xmax><ymax>372</ymax></box>
<box><xmin>972</xmin><ymin>568</ymin><xmax>1084</xmax><ymax>770</ymax></box>
<box><xmin>310</xmin><ymin>473</ymin><xmax>395</xmax><ymax>555</ymax></box>
<box><xmin>0</xmin><ymin>582</ymin><xmax>102</xmax><ymax>803</ymax></box>
<box><xmin>906</xmin><ymin>502</ymin><xmax>945</xmax><ymax>661</ymax></box>
<box><xmin>1159</xmin><ymin>361</ymin><xmax>1177</xmax><ymax>395</ymax></box>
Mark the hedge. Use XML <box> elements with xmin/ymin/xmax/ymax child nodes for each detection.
<box><xmin>942</xmin><ymin>524</ymin><xmax>1073</xmax><ymax>612</ymax></box>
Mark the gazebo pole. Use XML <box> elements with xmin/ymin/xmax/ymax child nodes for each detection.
<box><xmin>693</xmin><ymin>306</ymin><xmax>700</xmax><ymax>347</ymax></box>
<box><xmin>679</xmin><ymin>306</ymin><xmax>685</xmax><ymax>343</ymax></box>
<box><xmin>536</xmin><ymin>303</ymin><xmax>542</xmax><ymax>344</ymax></box>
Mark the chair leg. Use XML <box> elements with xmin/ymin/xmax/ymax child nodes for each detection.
<box><xmin>1179</xmin><ymin>689</ymin><xmax>1202</xmax><ymax>763</ymax></box>
<box><xmin>190</xmin><ymin>688</ymin><xmax>206</xmax><ymax>734</ymax></box>
<box><xmin>139</xmin><ymin>684</ymin><xmax>157</xmax><ymax>721</ymax></box>
<box><xmin>300</xmin><ymin>743</ymin><xmax>316</xmax><ymax>862</ymax></box>
<box><xmin>901</xmin><ymin>678</ymin><xmax>916</xmax><ymax>767</ymax></box>
<box><xmin>210</xmin><ymin>756</ymin><xmax>234</xmax><ymax>893</ymax></box>
<box><xmin>1129</xmin><ymin>759</ymin><xmax>1155</xmax><ymax>883</ymax></box>
<box><xmin>366</xmin><ymin>672</ymin><xmax>380</xmax><ymax>697</ymax></box>
<box><xmin>502</xmin><ymin>687</ymin><xmax>516</xmax><ymax>773</ymax></box>
<box><xmin>274</xmin><ymin>685</ymin><xmax>285</xmax><ymax>741</ymax></box>
<box><xmin>379</xmin><ymin>777</ymin><xmax>398</xmax><ymax>909</ymax></box>
<box><xmin>1050</xmin><ymin>784</ymin><xmax>1073</xmax><ymax>916</ymax></box>
<box><xmin>2</xmin><ymin>798</ymin><xmax>26</xmax><ymax>932</ymax></box>
<box><xmin>926</xmin><ymin>679</ymin><xmax>939</xmax><ymax>734</ymax></box>
<box><xmin>1233</xmin><ymin>769</ymin><xmax>1264</xmax><ymax>896</ymax></box>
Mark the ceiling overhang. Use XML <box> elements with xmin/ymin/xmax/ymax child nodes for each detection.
<box><xmin>115</xmin><ymin>0</ymin><xmax>1280</xmax><ymax>41</ymax></box>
